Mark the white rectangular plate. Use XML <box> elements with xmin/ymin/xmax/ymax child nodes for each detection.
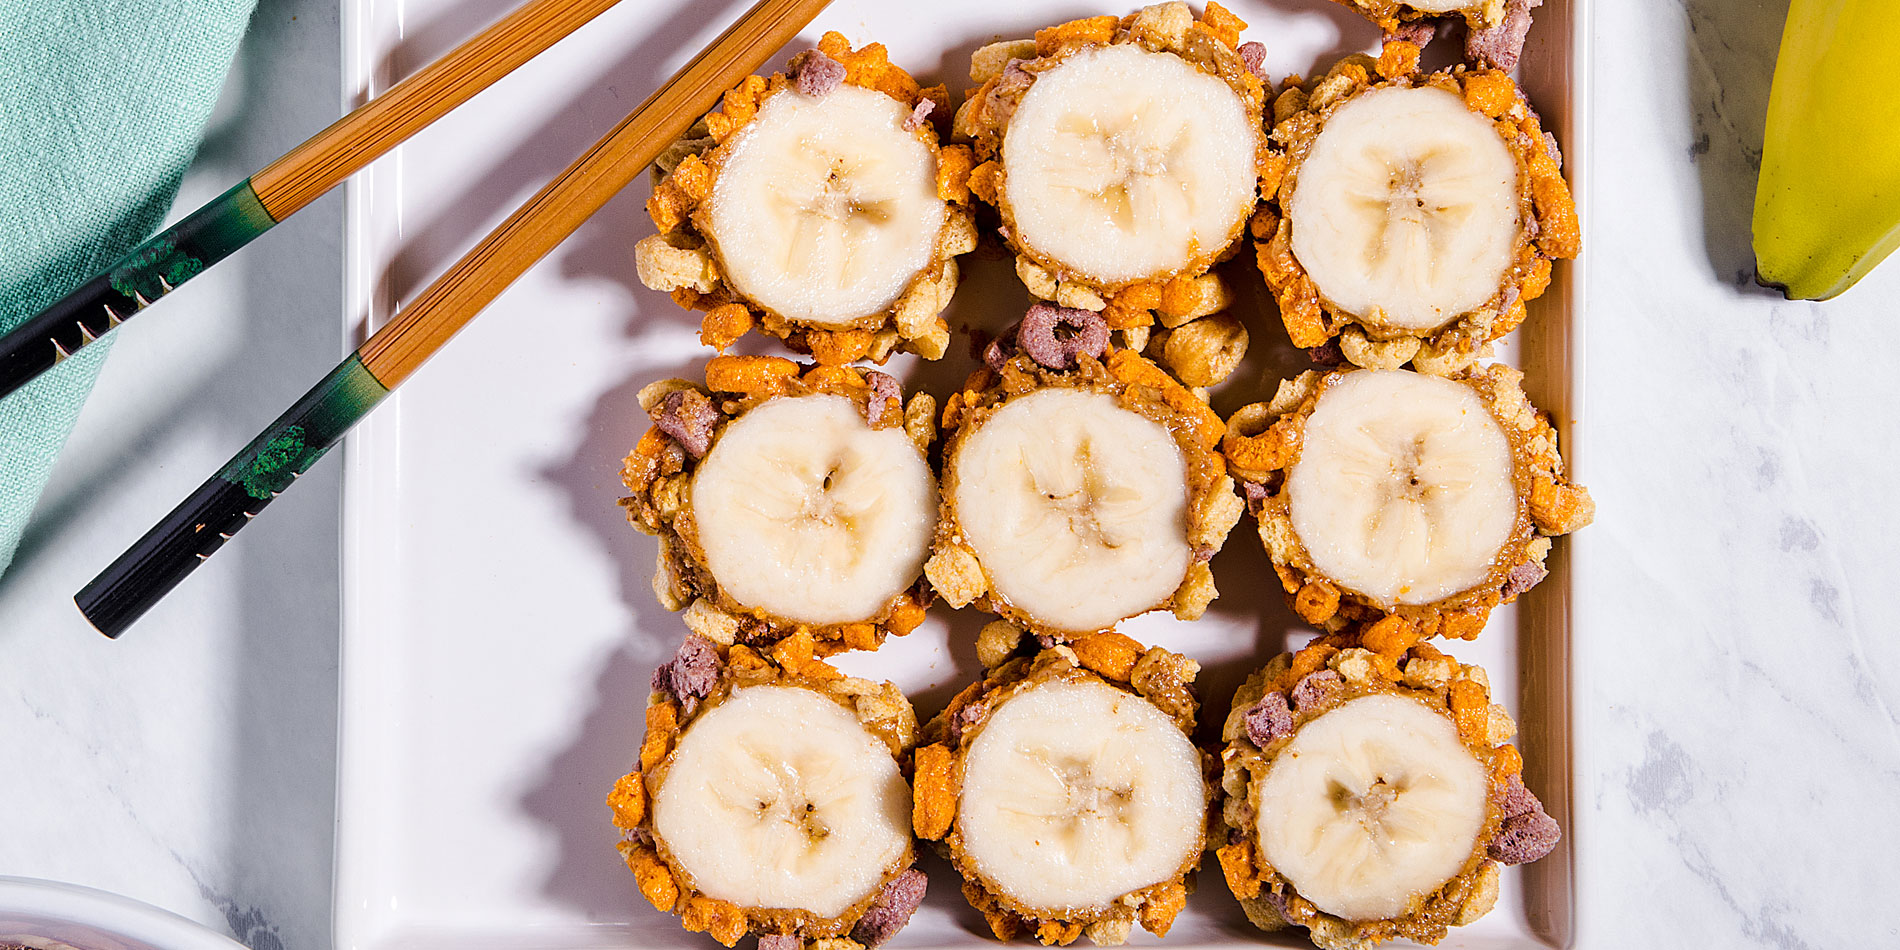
<box><xmin>336</xmin><ymin>1</ymin><xmax>1586</xmax><ymax>947</ymax></box>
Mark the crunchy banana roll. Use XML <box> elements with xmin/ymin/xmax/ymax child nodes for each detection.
<box><xmin>1328</xmin><ymin>0</ymin><xmax>1544</xmax><ymax>71</ymax></box>
<box><xmin>913</xmin><ymin>636</ymin><xmax>1212</xmax><ymax>946</ymax></box>
<box><xmin>621</xmin><ymin>356</ymin><xmax>939</xmax><ymax>652</ymax></box>
<box><xmin>637</xmin><ymin>32</ymin><xmax>978</xmax><ymax>363</ymax></box>
<box><xmin>954</xmin><ymin>3</ymin><xmax>1268</xmax><ymax>338</ymax></box>
<box><xmin>1215</xmin><ymin>639</ymin><xmax>1560</xmax><ymax>949</ymax></box>
<box><xmin>1254</xmin><ymin>44</ymin><xmax>1578</xmax><ymax>375</ymax></box>
<box><xmin>1222</xmin><ymin>364</ymin><xmax>1592</xmax><ymax>640</ymax></box>
<box><xmin>611</xmin><ymin>632</ymin><xmax>925</xmax><ymax>948</ymax></box>
<box><xmin>924</xmin><ymin>304</ymin><xmax>1244</xmax><ymax>639</ymax></box>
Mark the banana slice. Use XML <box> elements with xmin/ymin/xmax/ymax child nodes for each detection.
<box><xmin>960</xmin><ymin>677</ymin><xmax>1205</xmax><ymax>912</ymax></box>
<box><xmin>1287</xmin><ymin>85</ymin><xmax>1519</xmax><ymax>332</ymax></box>
<box><xmin>692</xmin><ymin>394</ymin><xmax>936</xmax><ymax>625</ymax></box>
<box><xmin>702</xmin><ymin>85</ymin><xmax>945</xmax><ymax>327</ymax></box>
<box><xmin>914</xmin><ymin>641</ymin><xmax>1207</xmax><ymax>942</ymax></box>
<box><xmin>622</xmin><ymin>360</ymin><xmax>942</xmax><ymax>648</ymax></box>
<box><xmin>1253</xmin><ymin>693</ymin><xmax>1488</xmax><ymax>920</ymax></box>
<box><xmin>1002</xmin><ymin>44</ymin><xmax>1258</xmax><ymax>285</ymax></box>
<box><xmin>1258</xmin><ymin>53</ymin><xmax>1578</xmax><ymax>374</ymax></box>
<box><xmin>947</xmin><ymin>387</ymin><xmax>1190</xmax><ymax>633</ymax></box>
<box><xmin>638</xmin><ymin>35</ymin><xmax>976</xmax><ymax>362</ymax></box>
<box><xmin>1286</xmin><ymin>369</ymin><xmax>1517</xmax><ymax>607</ymax></box>
<box><xmin>617</xmin><ymin>636</ymin><xmax>928</xmax><ymax>946</ymax></box>
<box><xmin>1221</xmin><ymin>364</ymin><xmax>1590</xmax><ymax>636</ymax></box>
<box><xmin>653</xmin><ymin>685</ymin><xmax>912</xmax><ymax>918</ymax></box>
<box><xmin>1215</xmin><ymin>642</ymin><xmax>1561</xmax><ymax>948</ymax></box>
<box><xmin>957</xmin><ymin>8</ymin><xmax>1266</xmax><ymax>314</ymax></box>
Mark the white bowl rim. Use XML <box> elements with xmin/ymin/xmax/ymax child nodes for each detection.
<box><xmin>0</xmin><ymin>877</ymin><xmax>249</xmax><ymax>950</ymax></box>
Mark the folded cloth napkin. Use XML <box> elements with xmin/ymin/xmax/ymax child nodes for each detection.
<box><xmin>0</xmin><ymin>0</ymin><xmax>258</xmax><ymax>574</ymax></box>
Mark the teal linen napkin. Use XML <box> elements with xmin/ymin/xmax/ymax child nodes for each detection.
<box><xmin>0</xmin><ymin>0</ymin><xmax>258</xmax><ymax>573</ymax></box>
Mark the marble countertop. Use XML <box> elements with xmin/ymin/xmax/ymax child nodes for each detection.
<box><xmin>3</xmin><ymin>0</ymin><xmax>1896</xmax><ymax>947</ymax></box>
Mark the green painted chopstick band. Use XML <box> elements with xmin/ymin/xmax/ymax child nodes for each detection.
<box><xmin>75</xmin><ymin>354</ymin><xmax>388</xmax><ymax>637</ymax></box>
<box><xmin>0</xmin><ymin>179</ymin><xmax>275</xmax><ymax>399</ymax></box>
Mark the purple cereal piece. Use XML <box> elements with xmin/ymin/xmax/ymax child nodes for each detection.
<box><xmin>1244</xmin><ymin>693</ymin><xmax>1295</xmax><ymax>747</ymax></box>
<box><xmin>621</xmin><ymin>825</ymin><xmax>655</xmax><ymax>847</ymax></box>
<box><xmin>1502</xmin><ymin>561</ymin><xmax>1548</xmax><ymax>599</ymax></box>
<box><xmin>1498</xmin><ymin>773</ymin><xmax>1542</xmax><ymax>820</ymax></box>
<box><xmin>1237</xmin><ymin>41</ymin><xmax>1267</xmax><ymax>78</ymax></box>
<box><xmin>1385</xmin><ymin>18</ymin><xmax>1440</xmax><ymax>47</ymax></box>
<box><xmin>1488</xmin><ymin>808</ymin><xmax>1561</xmax><ymax>864</ymax></box>
<box><xmin>1035</xmin><ymin>633</ymin><xmax>1060</xmax><ymax>650</ymax></box>
<box><xmin>758</xmin><ymin>935</ymin><xmax>801</xmax><ymax>950</ymax></box>
<box><xmin>1016</xmin><ymin>304</ymin><xmax>1109</xmax><ymax>371</ymax></box>
<box><xmin>1306</xmin><ymin>340</ymin><xmax>1345</xmax><ymax>367</ymax></box>
<box><xmin>983</xmin><ymin>325</ymin><xmax>1019</xmax><ymax>373</ymax></box>
<box><xmin>655</xmin><ymin>389</ymin><xmax>719</xmax><ymax>458</ymax></box>
<box><xmin>1226</xmin><ymin>826</ymin><xmax>1246</xmax><ymax>845</ymax></box>
<box><xmin>652</xmin><ymin>634</ymin><xmax>721</xmax><ymax>704</ymax></box>
<box><xmin>1543</xmin><ymin>131</ymin><xmax>1564</xmax><ymax>171</ymax></box>
<box><xmin>794</xmin><ymin>49</ymin><xmax>846</xmax><ymax>97</ymax></box>
<box><xmin>904</xmin><ymin>98</ymin><xmax>936</xmax><ymax>132</ymax></box>
<box><xmin>1192</xmin><ymin>544</ymin><xmax>1216</xmax><ymax>564</ymax></box>
<box><xmin>948</xmin><ymin>702</ymin><xmax>987</xmax><ymax>746</ymax></box>
<box><xmin>1290</xmin><ymin>670</ymin><xmax>1342</xmax><ymax>713</ymax></box>
<box><xmin>851</xmin><ymin>869</ymin><xmax>928</xmax><ymax>946</ymax></box>
<box><xmin>1464</xmin><ymin>0</ymin><xmax>1542</xmax><ymax>71</ymax></box>
<box><xmin>1240</xmin><ymin>479</ymin><xmax>1270</xmax><ymax>516</ymax></box>
<box><xmin>864</xmin><ymin>370</ymin><xmax>901</xmax><ymax>426</ymax></box>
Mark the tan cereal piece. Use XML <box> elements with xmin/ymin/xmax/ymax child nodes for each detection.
<box><xmin>1215</xmin><ymin>639</ymin><xmax>1556</xmax><ymax>949</ymax></box>
<box><xmin>1226</xmin><ymin>364</ymin><xmax>1590</xmax><ymax>640</ymax></box>
<box><xmin>919</xmin><ymin>644</ymin><xmax>1210</xmax><ymax>944</ymax></box>
<box><xmin>636</xmin><ymin>32</ymin><xmax>974</xmax><ymax>362</ymax></box>
<box><xmin>961</xmin><ymin>5</ymin><xmax>1267</xmax><ymax>311</ymax></box>
<box><xmin>976</xmin><ymin>619</ymin><xmax>1027</xmax><ymax>669</ymax></box>
<box><xmin>1157</xmin><ymin>312</ymin><xmax>1249</xmax><ymax>387</ymax></box>
<box><xmin>614</xmin><ymin>639</ymin><xmax>921</xmax><ymax>944</ymax></box>
<box><xmin>619</xmin><ymin>362</ymin><xmax>938</xmax><ymax>652</ymax></box>
<box><xmin>1257</xmin><ymin>48</ymin><xmax>1579</xmax><ymax>373</ymax></box>
<box><xmin>931</xmin><ymin>345</ymin><xmax>1240</xmax><ymax>639</ymax></box>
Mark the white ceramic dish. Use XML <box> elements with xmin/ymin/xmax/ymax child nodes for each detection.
<box><xmin>335</xmin><ymin>1</ymin><xmax>1587</xmax><ymax>948</ymax></box>
<box><xmin>0</xmin><ymin>877</ymin><xmax>251</xmax><ymax>950</ymax></box>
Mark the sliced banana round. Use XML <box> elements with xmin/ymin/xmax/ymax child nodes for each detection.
<box><xmin>1286</xmin><ymin>369</ymin><xmax>1517</xmax><ymax>607</ymax></box>
<box><xmin>948</xmin><ymin>387</ymin><xmax>1190</xmax><ymax>633</ymax></box>
<box><xmin>1002</xmin><ymin>44</ymin><xmax>1259</xmax><ymax>284</ymax></box>
<box><xmin>959</xmin><ymin>677</ymin><xmax>1205</xmax><ymax>913</ymax></box>
<box><xmin>653</xmin><ymin>685</ymin><xmax>912</xmax><ymax>919</ymax></box>
<box><xmin>692</xmin><ymin>394</ymin><xmax>936</xmax><ymax>625</ymax></box>
<box><xmin>702</xmin><ymin>84</ymin><xmax>946</xmax><ymax>327</ymax></box>
<box><xmin>1253</xmin><ymin>693</ymin><xmax>1488</xmax><ymax>921</ymax></box>
<box><xmin>1288</xmin><ymin>85</ymin><xmax>1519</xmax><ymax>332</ymax></box>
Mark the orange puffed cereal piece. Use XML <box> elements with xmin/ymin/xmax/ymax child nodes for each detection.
<box><xmin>1361</xmin><ymin>615</ymin><xmax>1420</xmax><ymax>656</ymax></box>
<box><xmin>1377</xmin><ymin>40</ymin><xmax>1421</xmax><ymax>80</ymax></box>
<box><xmin>626</xmin><ymin>846</ymin><xmax>679</xmax><ymax>911</ymax></box>
<box><xmin>1105</xmin><ymin>350</ymin><xmax>1224</xmax><ymax>449</ymax></box>
<box><xmin>805</xmin><ymin>327</ymin><xmax>875</xmax><ymax>365</ymax></box>
<box><xmin>640</xmin><ymin>700</ymin><xmax>679</xmax><ymax>772</ymax></box>
<box><xmin>802</xmin><ymin>364</ymin><xmax>865</xmax><ymax>390</ymax></box>
<box><xmin>1216</xmin><ymin>841</ymin><xmax>1261</xmax><ymax>898</ymax></box>
<box><xmin>1494</xmin><ymin>743</ymin><xmax>1525</xmax><ymax>781</ymax></box>
<box><xmin>622</xmin><ymin>427</ymin><xmax>672</xmax><ymax>493</ymax></box>
<box><xmin>1462</xmin><ymin>70</ymin><xmax>1516</xmax><ymax>118</ymax></box>
<box><xmin>968</xmin><ymin>160</ymin><xmax>1004</xmax><ymax>205</ymax></box>
<box><xmin>1201</xmin><ymin>1</ymin><xmax>1247</xmax><ymax>48</ymax></box>
<box><xmin>888</xmin><ymin>600</ymin><xmax>927</xmax><ymax>635</ymax></box>
<box><xmin>1071</xmin><ymin>632</ymin><xmax>1141</xmax><ymax>681</ymax></box>
<box><xmin>1449</xmin><ymin>679</ymin><xmax>1489</xmax><ymax>742</ymax></box>
<box><xmin>680</xmin><ymin>894</ymin><xmax>748</xmax><ymax>947</ymax></box>
<box><xmin>1292</xmin><ymin>580</ymin><xmax>1340</xmax><ymax>624</ymax></box>
<box><xmin>1035</xmin><ymin>15</ymin><xmax>1120</xmax><ymax>56</ymax></box>
<box><xmin>1140</xmin><ymin>881</ymin><xmax>1188</xmax><ymax>936</ymax></box>
<box><xmin>607</xmin><ymin>771</ymin><xmax>646</xmax><ymax>829</ymax></box>
<box><xmin>938</xmin><ymin>144</ymin><xmax>975</xmax><ymax>203</ymax></box>
<box><xmin>698</xmin><ymin>303</ymin><xmax>752</xmax><ymax>351</ymax></box>
<box><xmin>704</xmin><ymin>354</ymin><xmax>798</xmax><ymax>396</ymax></box>
<box><xmin>1035</xmin><ymin>919</ymin><xmax>1084</xmax><ymax>946</ymax></box>
<box><xmin>912</xmin><ymin>743</ymin><xmax>958</xmax><ymax>839</ymax></box>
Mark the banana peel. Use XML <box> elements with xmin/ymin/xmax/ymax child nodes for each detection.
<box><xmin>1753</xmin><ymin>0</ymin><xmax>1900</xmax><ymax>300</ymax></box>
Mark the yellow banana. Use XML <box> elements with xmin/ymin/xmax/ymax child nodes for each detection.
<box><xmin>1752</xmin><ymin>0</ymin><xmax>1900</xmax><ymax>300</ymax></box>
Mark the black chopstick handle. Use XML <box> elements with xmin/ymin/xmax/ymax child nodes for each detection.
<box><xmin>76</xmin><ymin>355</ymin><xmax>388</xmax><ymax>637</ymax></box>
<box><xmin>0</xmin><ymin>180</ymin><xmax>276</xmax><ymax>399</ymax></box>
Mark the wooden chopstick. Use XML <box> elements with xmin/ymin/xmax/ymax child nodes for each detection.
<box><xmin>0</xmin><ymin>0</ymin><xmax>629</xmax><ymax>401</ymax></box>
<box><xmin>75</xmin><ymin>0</ymin><xmax>835</xmax><ymax>637</ymax></box>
